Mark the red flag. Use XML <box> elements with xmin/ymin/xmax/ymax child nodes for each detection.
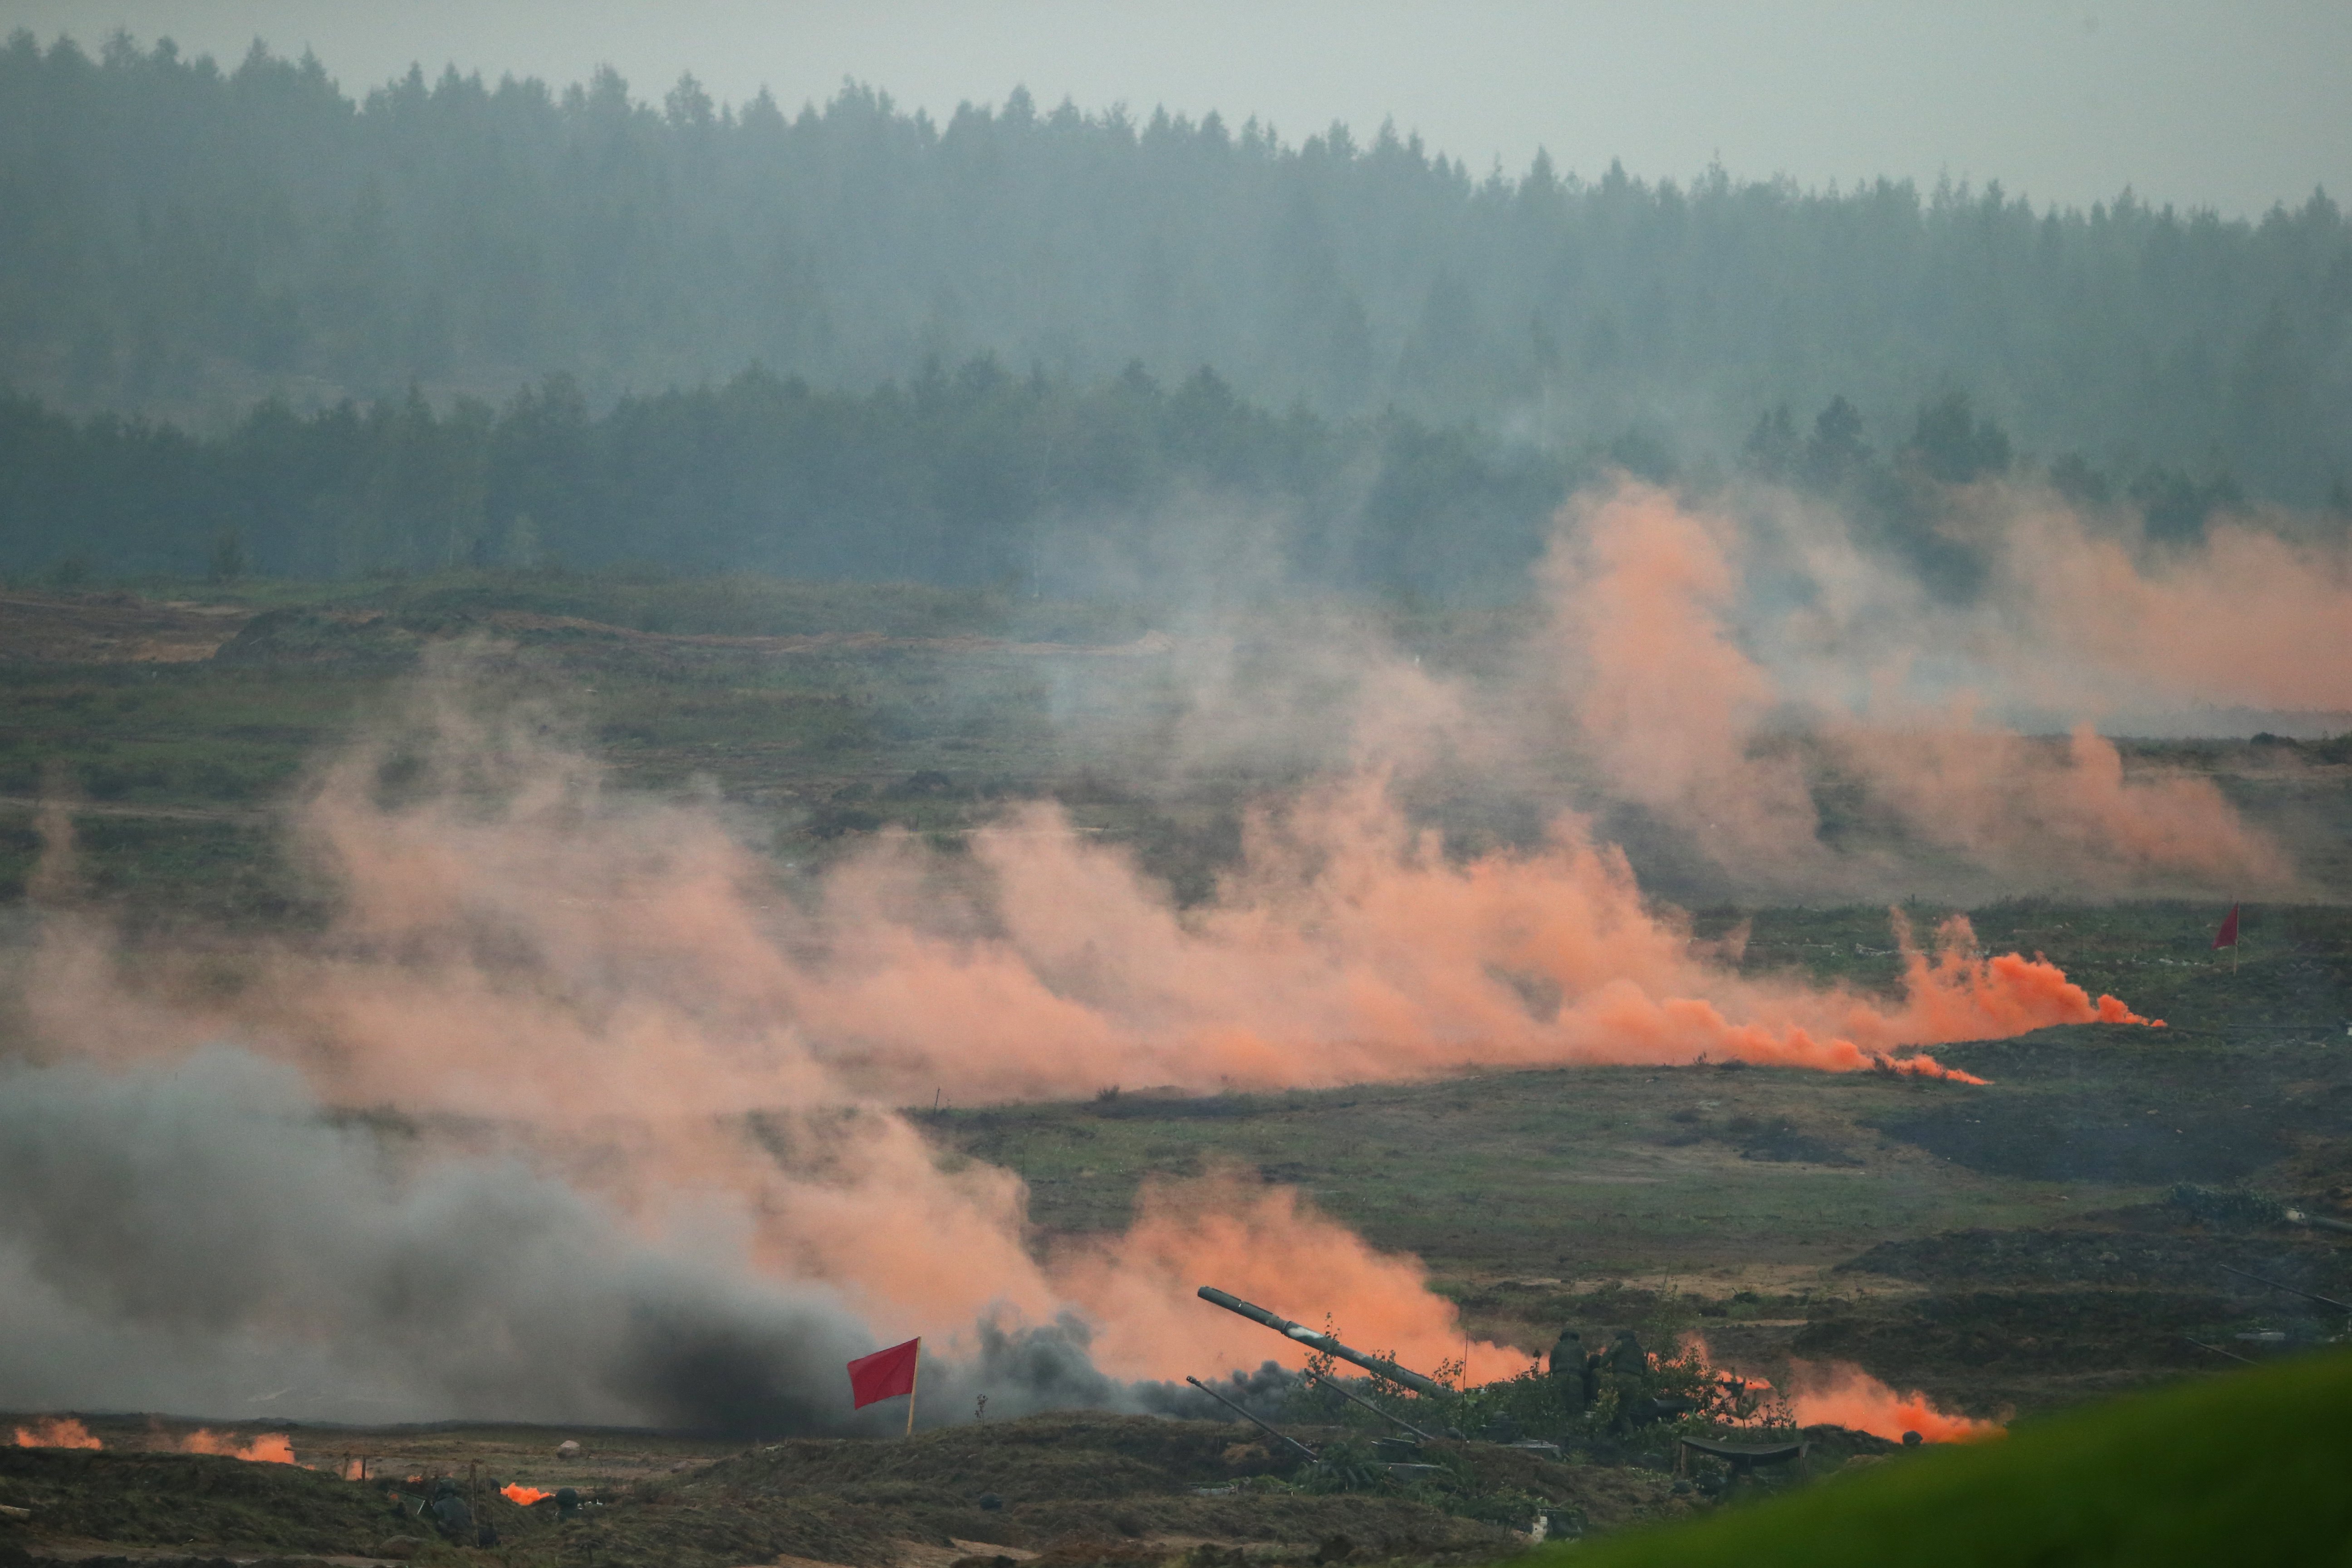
<box><xmin>848</xmin><ymin>1338</ymin><xmax>920</xmax><ymax>1409</ymax></box>
<box><xmin>2213</xmin><ymin>904</ymin><xmax>2240</xmax><ymax>950</ymax></box>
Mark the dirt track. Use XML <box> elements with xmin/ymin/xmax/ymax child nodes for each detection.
<box><xmin>0</xmin><ymin>593</ymin><xmax>251</xmax><ymax>663</ymax></box>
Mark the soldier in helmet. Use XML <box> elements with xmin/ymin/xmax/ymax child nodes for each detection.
<box><xmin>1602</xmin><ymin>1329</ymin><xmax>1651</xmax><ymax>1433</ymax></box>
<box><xmin>1547</xmin><ymin>1327</ymin><xmax>1594</xmax><ymax>1415</ymax></box>
<box><xmin>427</xmin><ymin>1479</ymin><xmax>472</xmax><ymax>1542</ymax></box>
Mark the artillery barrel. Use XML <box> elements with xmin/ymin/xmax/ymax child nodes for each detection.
<box><xmin>1196</xmin><ymin>1285</ymin><xmax>1446</xmax><ymax>1397</ymax></box>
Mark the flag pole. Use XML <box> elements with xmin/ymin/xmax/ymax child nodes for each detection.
<box><xmin>906</xmin><ymin>1341</ymin><xmax>920</xmax><ymax>1438</ymax></box>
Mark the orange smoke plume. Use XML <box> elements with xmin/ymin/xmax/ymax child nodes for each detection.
<box><xmin>1539</xmin><ymin>480</ymin><xmax>1818</xmax><ymax>873</ymax></box>
<box><xmin>1828</xmin><ymin>720</ymin><xmax>2295</xmax><ymax>892</ymax></box>
<box><xmin>2007</xmin><ymin>502</ymin><xmax>2352</xmax><ymax>713</ymax></box>
<box><xmin>1540</xmin><ymin>481</ymin><xmax>2297</xmax><ymax>897</ymax></box>
<box><xmin>502</xmin><ymin>1483</ymin><xmax>551</xmax><ymax>1505</ymax></box>
<box><xmin>197</xmin><ymin>711</ymin><xmax>2158</xmax><ymax>1147</ymax></box>
<box><xmin>1879</xmin><ymin>912</ymin><xmax>2158</xmax><ymax>1040</ymax></box>
<box><xmin>1783</xmin><ymin>1359</ymin><xmax>2003</xmax><ymax>1443</ymax></box>
<box><xmin>177</xmin><ymin>1429</ymin><xmax>297</xmax><ymax>1463</ymax></box>
<box><xmin>1050</xmin><ymin>1169</ymin><xmax>1525</xmax><ymax>1384</ymax></box>
<box><xmin>12</xmin><ymin>1416</ymin><xmax>101</xmax><ymax>1449</ymax></box>
<box><xmin>1676</xmin><ymin>1340</ymin><xmax>1999</xmax><ymax>1445</ymax></box>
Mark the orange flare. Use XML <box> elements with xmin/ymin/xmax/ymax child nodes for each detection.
<box><xmin>12</xmin><ymin>1416</ymin><xmax>101</xmax><ymax>1449</ymax></box>
<box><xmin>178</xmin><ymin>1429</ymin><xmax>297</xmax><ymax>1463</ymax></box>
<box><xmin>2097</xmin><ymin>993</ymin><xmax>2161</xmax><ymax>1025</ymax></box>
<box><xmin>1784</xmin><ymin>1359</ymin><xmax>2004</xmax><ymax>1443</ymax></box>
<box><xmin>501</xmin><ymin>1483</ymin><xmax>550</xmax><ymax>1505</ymax></box>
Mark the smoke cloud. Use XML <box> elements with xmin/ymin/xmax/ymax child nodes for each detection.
<box><xmin>1781</xmin><ymin>1360</ymin><xmax>2004</xmax><ymax>1444</ymax></box>
<box><xmin>1531</xmin><ymin>482</ymin><xmax>2308</xmax><ymax>899</ymax></box>
<box><xmin>12</xmin><ymin>472</ymin><xmax>2319</xmax><ymax>1433</ymax></box>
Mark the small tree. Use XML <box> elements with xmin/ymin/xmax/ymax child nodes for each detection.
<box><xmin>207</xmin><ymin>528</ymin><xmax>247</xmax><ymax>583</ymax></box>
<box><xmin>1802</xmin><ymin>395</ymin><xmax>1870</xmax><ymax>489</ymax></box>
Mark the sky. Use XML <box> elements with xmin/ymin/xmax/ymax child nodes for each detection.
<box><xmin>5</xmin><ymin>0</ymin><xmax>2347</xmax><ymax>219</ymax></box>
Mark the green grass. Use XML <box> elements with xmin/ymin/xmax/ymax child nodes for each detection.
<box><xmin>936</xmin><ymin>1065</ymin><xmax>2107</xmax><ymax>1282</ymax></box>
<box><xmin>1540</xmin><ymin>1348</ymin><xmax>2352</xmax><ymax>1567</ymax></box>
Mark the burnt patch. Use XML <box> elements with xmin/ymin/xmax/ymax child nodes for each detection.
<box><xmin>1657</xmin><ymin>1110</ymin><xmax>1860</xmax><ymax>1166</ymax></box>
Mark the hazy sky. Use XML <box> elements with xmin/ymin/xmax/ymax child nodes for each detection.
<box><xmin>8</xmin><ymin>0</ymin><xmax>2346</xmax><ymax>218</ymax></box>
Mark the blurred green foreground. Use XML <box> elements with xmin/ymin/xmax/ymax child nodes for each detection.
<box><xmin>1543</xmin><ymin>1349</ymin><xmax>2352</xmax><ymax>1567</ymax></box>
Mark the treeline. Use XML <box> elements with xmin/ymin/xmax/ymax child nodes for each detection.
<box><xmin>1739</xmin><ymin>389</ymin><xmax>2309</xmax><ymax>599</ymax></box>
<box><xmin>2</xmin><ymin>34</ymin><xmax>2347</xmax><ymax>502</ymax></box>
<box><xmin>0</xmin><ymin>361</ymin><xmax>1571</xmax><ymax>597</ymax></box>
<box><xmin>7</xmin><ymin>356</ymin><xmax>2310</xmax><ymax>604</ymax></box>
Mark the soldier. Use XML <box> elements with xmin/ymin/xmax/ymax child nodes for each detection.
<box><xmin>1548</xmin><ymin>1328</ymin><xmax>1591</xmax><ymax>1415</ymax></box>
<box><xmin>1602</xmin><ymin>1330</ymin><xmax>1650</xmax><ymax>1434</ymax></box>
<box><xmin>427</xmin><ymin>1480</ymin><xmax>472</xmax><ymax>1542</ymax></box>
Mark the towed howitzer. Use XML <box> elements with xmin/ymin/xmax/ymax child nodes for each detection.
<box><xmin>1196</xmin><ymin>1285</ymin><xmax>1447</xmax><ymax>1398</ymax></box>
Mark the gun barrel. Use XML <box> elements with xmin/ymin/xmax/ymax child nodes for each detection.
<box><xmin>1309</xmin><ymin>1371</ymin><xmax>1439</xmax><ymax>1441</ymax></box>
<box><xmin>1196</xmin><ymin>1285</ymin><xmax>1446</xmax><ymax>1397</ymax></box>
<box><xmin>1184</xmin><ymin>1377</ymin><xmax>1318</xmax><ymax>1462</ymax></box>
<box><xmin>2221</xmin><ymin>1263</ymin><xmax>2352</xmax><ymax>1313</ymax></box>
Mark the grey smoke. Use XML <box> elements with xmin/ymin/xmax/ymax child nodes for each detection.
<box><xmin>0</xmin><ymin>1047</ymin><xmax>1169</xmax><ymax>1434</ymax></box>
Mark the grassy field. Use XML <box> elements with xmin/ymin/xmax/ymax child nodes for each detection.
<box><xmin>938</xmin><ymin>1062</ymin><xmax>2097</xmax><ymax>1279</ymax></box>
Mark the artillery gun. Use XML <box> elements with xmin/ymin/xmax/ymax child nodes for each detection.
<box><xmin>1195</xmin><ymin>1285</ymin><xmax>1447</xmax><ymax>1397</ymax></box>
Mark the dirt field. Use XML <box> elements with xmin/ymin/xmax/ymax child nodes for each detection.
<box><xmin>4</xmin><ymin>1409</ymin><xmax>1719</xmax><ymax>1567</ymax></box>
<box><xmin>0</xmin><ymin>593</ymin><xmax>253</xmax><ymax>665</ymax></box>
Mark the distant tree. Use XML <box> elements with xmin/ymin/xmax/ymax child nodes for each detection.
<box><xmin>4</xmin><ymin>32</ymin><xmax>2344</xmax><ymax>500</ymax></box>
<box><xmin>1741</xmin><ymin>403</ymin><xmax>1799</xmax><ymax>481</ymax></box>
<box><xmin>1801</xmin><ymin>396</ymin><xmax>1870</xmax><ymax>489</ymax></box>
<box><xmin>1905</xmin><ymin>391</ymin><xmax>2012</xmax><ymax>484</ymax></box>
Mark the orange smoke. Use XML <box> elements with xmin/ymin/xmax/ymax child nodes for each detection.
<box><xmin>2005</xmin><ymin>501</ymin><xmax>2352</xmax><ymax>713</ymax></box>
<box><xmin>502</xmin><ymin>1483</ymin><xmax>550</xmax><ymax>1505</ymax></box>
<box><xmin>1783</xmin><ymin>1359</ymin><xmax>2003</xmax><ymax>1443</ymax></box>
<box><xmin>1879</xmin><ymin>912</ymin><xmax>2158</xmax><ymax>1040</ymax></box>
<box><xmin>12</xmin><ymin>1416</ymin><xmax>101</xmax><ymax>1449</ymax></box>
<box><xmin>1676</xmin><ymin>1340</ymin><xmax>2000</xmax><ymax>1445</ymax></box>
<box><xmin>1051</xmin><ymin>1170</ymin><xmax>1525</xmax><ymax>1384</ymax></box>
<box><xmin>1539</xmin><ymin>481</ymin><xmax>1820</xmax><ymax>873</ymax></box>
<box><xmin>1540</xmin><ymin>482</ymin><xmax>2297</xmax><ymax>897</ymax></box>
<box><xmin>16</xmin><ymin>672</ymin><xmax>2163</xmax><ymax>1381</ymax></box>
<box><xmin>12</xmin><ymin>637</ymin><xmax>2170</xmax><ymax>1418</ymax></box>
<box><xmin>1828</xmin><ymin>719</ymin><xmax>2294</xmax><ymax>892</ymax></box>
<box><xmin>178</xmin><ymin>710</ymin><xmax>2154</xmax><ymax>1145</ymax></box>
<box><xmin>177</xmin><ymin>1429</ymin><xmax>297</xmax><ymax>1463</ymax></box>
